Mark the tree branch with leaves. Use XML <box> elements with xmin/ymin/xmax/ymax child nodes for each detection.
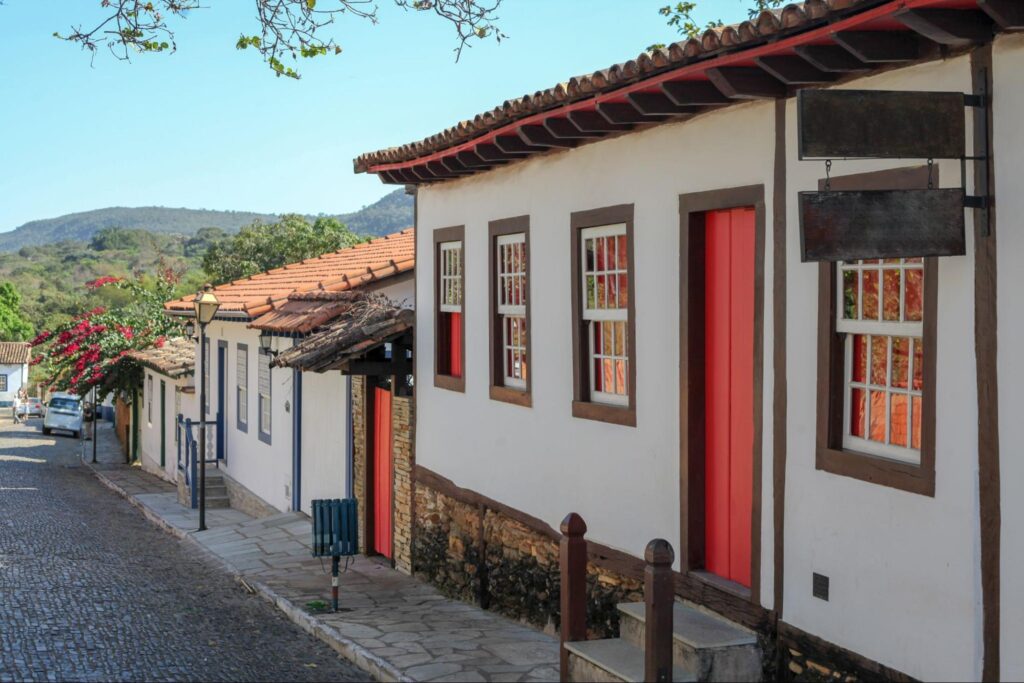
<box><xmin>51</xmin><ymin>0</ymin><xmax>504</xmax><ymax>79</ymax></box>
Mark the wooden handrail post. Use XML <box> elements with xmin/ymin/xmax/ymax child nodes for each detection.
<box><xmin>560</xmin><ymin>512</ymin><xmax>588</xmax><ymax>682</ymax></box>
<box><xmin>644</xmin><ymin>538</ymin><xmax>675</xmax><ymax>683</ymax></box>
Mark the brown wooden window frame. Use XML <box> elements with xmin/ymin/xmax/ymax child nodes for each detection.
<box><xmin>570</xmin><ymin>204</ymin><xmax>637</xmax><ymax>427</ymax></box>
<box><xmin>488</xmin><ymin>216</ymin><xmax>532</xmax><ymax>407</ymax></box>
<box><xmin>815</xmin><ymin>166</ymin><xmax>938</xmax><ymax>497</ymax></box>
<box><xmin>434</xmin><ymin>225</ymin><xmax>466</xmax><ymax>393</ymax></box>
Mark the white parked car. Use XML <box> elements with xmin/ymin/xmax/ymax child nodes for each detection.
<box><xmin>16</xmin><ymin>397</ymin><xmax>45</xmax><ymax>418</ymax></box>
<box><xmin>42</xmin><ymin>393</ymin><xmax>83</xmax><ymax>438</ymax></box>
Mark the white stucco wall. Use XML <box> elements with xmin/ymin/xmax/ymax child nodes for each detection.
<box><xmin>205</xmin><ymin>322</ymin><xmax>294</xmax><ymax>513</ymax></box>
<box><xmin>415</xmin><ymin>99</ymin><xmax>778</xmax><ymax>582</ymax></box>
<box><xmin>300</xmin><ymin>370</ymin><xmax>348</xmax><ymax>514</ymax></box>
<box><xmin>139</xmin><ymin>369</ymin><xmax>196</xmax><ymax>483</ymax></box>
<box><xmin>782</xmin><ymin>57</ymin><xmax>981</xmax><ymax>681</ymax></box>
<box><xmin>994</xmin><ymin>32</ymin><xmax>1024</xmax><ymax>682</ymax></box>
<box><xmin>0</xmin><ymin>362</ymin><xmax>28</xmax><ymax>405</ymax></box>
<box><xmin>414</xmin><ymin>47</ymin><xmax>996</xmax><ymax>680</ymax></box>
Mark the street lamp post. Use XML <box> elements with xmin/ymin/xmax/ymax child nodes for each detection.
<box><xmin>193</xmin><ymin>284</ymin><xmax>220</xmax><ymax>532</ymax></box>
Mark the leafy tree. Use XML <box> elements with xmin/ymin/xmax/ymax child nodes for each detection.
<box><xmin>30</xmin><ymin>273</ymin><xmax>186</xmax><ymax>398</ymax></box>
<box><xmin>651</xmin><ymin>0</ymin><xmax>784</xmax><ymax>48</ymax></box>
<box><xmin>0</xmin><ymin>282</ymin><xmax>34</xmax><ymax>341</ymax></box>
<box><xmin>45</xmin><ymin>1</ymin><xmax>504</xmax><ymax>79</ymax></box>
<box><xmin>185</xmin><ymin>227</ymin><xmax>228</xmax><ymax>257</ymax></box>
<box><xmin>203</xmin><ymin>214</ymin><xmax>362</xmax><ymax>284</ymax></box>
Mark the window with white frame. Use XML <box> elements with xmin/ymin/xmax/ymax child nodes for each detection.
<box><xmin>147</xmin><ymin>374</ymin><xmax>153</xmax><ymax>424</ymax></box>
<box><xmin>440</xmin><ymin>240</ymin><xmax>463</xmax><ymax>314</ymax></box>
<box><xmin>581</xmin><ymin>224</ymin><xmax>629</xmax><ymax>406</ymax></box>
<box><xmin>174</xmin><ymin>387</ymin><xmax>181</xmax><ymax>444</ymax></box>
<box><xmin>0</xmin><ymin>375</ymin><xmax>7</xmax><ymax>392</ymax></box>
<box><xmin>496</xmin><ymin>233</ymin><xmax>527</xmax><ymax>389</ymax></box>
<box><xmin>838</xmin><ymin>258</ymin><xmax>924</xmax><ymax>464</ymax></box>
<box><xmin>258</xmin><ymin>349</ymin><xmax>271</xmax><ymax>439</ymax></box>
<box><xmin>237</xmin><ymin>344</ymin><xmax>248</xmax><ymax>429</ymax></box>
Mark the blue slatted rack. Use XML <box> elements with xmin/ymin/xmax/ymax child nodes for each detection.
<box><xmin>311</xmin><ymin>498</ymin><xmax>358</xmax><ymax>611</ymax></box>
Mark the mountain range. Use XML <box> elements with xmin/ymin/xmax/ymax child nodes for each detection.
<box><xmin>0</xmin><ymin>188</ymin><xmax>413</xmax><ymax>251</ymax></box>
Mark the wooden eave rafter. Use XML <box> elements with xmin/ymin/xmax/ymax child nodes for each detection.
<box><xmin>361</xmin><ymin>0</ymin><xmax>1007</xmax><ymax>185</ymax></box>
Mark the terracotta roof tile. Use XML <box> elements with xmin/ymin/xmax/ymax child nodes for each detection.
<box><xmin>0</xmin><ymin>342</ymin><xmax>30</xmax><ymax>365</ymax></box>
<box><xmin>126</xmin><ymin>337</ymin><xmax>195</xmax><ymax>378</ymax></box>
<box><xmin>164</xmin><ymin>228</ymin><xmax>414</xmax><ymax>319</ymax></box>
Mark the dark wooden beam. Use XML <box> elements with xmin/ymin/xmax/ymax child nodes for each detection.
<box><xmin>755</xmin><ymin>55</ymin><xmax>838</xmax><ymax>85</ymax></box>
<box><xmin>426</xmin><ymin>160</ymin><xmax>462</xmax><ymax>178</ymax></box>
<box><xmin>705</xmin><ymin>67</ymin><xmax>787</xmax><ymax>99</ymax></box>
<box><xmin>626</xmin><ymin>91</ymin><xmax>700</xmax><ymax>116</ymax></box>
<box><xmin>567</xmin><ymin>110</ymin><xmax>633</xmax><ymax>133</ymax></box>
<box><xmin>408</xmin><ymin>165</ymin><xmax>437</xmax><ymax>182</ymax></box>
<box><xmin>793</xmin><ymin>44</ymin><xmax>871</xmax><ymax>72</ymax></box>
<box><xmin>661</xmin><ymin>80</ymin><xmax>731</xmax><ymax>105</ymax></box>
<box><xmin>544</xmin><ymin>117</ymin><xmax>605</xmax><ymax>139</ymax></box>
<box><xmin>979</xmin><ymin>0</ymin><xmax>1024</xmax><ymax>30</ymax></box>
<box><xmin>494</xmin><ymin>134</ymin><xmax>548</xmax><ymax>155</ymax></box>
<box><xmin>896</xmin><ymin>9</ymin><xmax>994</xmax><ymax>46</ymax></box>
<box><xmin>440</xmin><ymin>156</ymin><xmax>473</xmax><ymax>174</ymax></box>
<box><xmin>596</xmin><ymin>102</ymin><xmax>668</xmax><ymax>125</ymax></box>
<box><xmin>832</xmin><ymin>31</ymin><xmax>922</xmax><ymax>63</ymax></box>
<box><xmin>377</xmin><ymin>170</ymin><xmax>403</xmax><ymax>185</ymax></box>
<box><xmin>455</xmin><ymin>150</ymin><xmax>495</xmax><ymax>168</ymax></box>
<box><xmin>475</xmin><ymin>143</ymin><xmax>525</xmax><ymax>162</ymax></box>
<box><xmin>387</xmin><ymin>168</ymin><xmax>417</xmax><ymax>184</ymax></box>
<box><xmin>518</xmin><ymin>125</ymin><xmax>578</xmax><ymax>148</ymax></box>
<box><xmin>342</xmin><ymin>360</ymin><xmax>412</xmax><ymax>376</ymax></box>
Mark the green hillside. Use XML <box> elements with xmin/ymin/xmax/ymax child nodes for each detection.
<box><xmin>0</xmin><ymin>189</ymin><xmax>413</xmax><ymax>251</ymax></box>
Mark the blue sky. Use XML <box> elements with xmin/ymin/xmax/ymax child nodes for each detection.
<box><xmin>0</xmin><ymin>0</ymin><xmax>744</xmax><ymax>232</ymax></box>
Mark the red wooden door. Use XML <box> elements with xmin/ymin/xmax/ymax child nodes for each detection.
<box><xmin>704</xmin><ymin>207</ymin><xmax>755</xmax><ymax>588</ymax></box>
<box><xmin>373</xmin><ymin>386</ymin><xmax>393</xmax><ymax>559</ymax></box>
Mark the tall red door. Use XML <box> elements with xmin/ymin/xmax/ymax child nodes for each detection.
<box><xmin>373</xmin><ymin>386</ymin><xmax>393</xmax><ymax>559</ymax></box>
<box><xmin>448</xmin><ymin>312</ymin><xmax>462</xmax><ymax>378</ymax></box>
<box><xmin>704</xmin><ymin>207</ymin><xmax>755</xmax><ymax>588</ymax></box>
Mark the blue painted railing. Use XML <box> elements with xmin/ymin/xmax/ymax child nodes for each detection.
<box><xmin>177</xmin><ymin>414</ymin><xmax>220</xmax><ymax>510</ymax></box>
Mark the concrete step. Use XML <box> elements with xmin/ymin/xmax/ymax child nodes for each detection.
<box><xmin>566</xmin><ymin>638</ymin><xmax>696</xmax><ymax>683</ymax></box>
<box><xmin>204</xmin><ymin>484</ymin><xmax>228</xmax><ymax>496</ymax></box>
<box><xmin>617</xmin><ymin>602</ymin><xmax>761</xmax><ymax>682</ymax></box>
<box><xmin>205</xmin><ymin>494</ymin><xmax>231</xmax><ymax>509</ymax></box>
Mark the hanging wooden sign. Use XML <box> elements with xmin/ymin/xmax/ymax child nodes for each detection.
<box><xmin>799</xmin><ymin>189</ymin><xmax>966</xmax><ymax>262</ymax></box>
<box><xmin>798</xmin><ymin>89</ymin><xmax>966</xmax><ymax>160</ymax></box>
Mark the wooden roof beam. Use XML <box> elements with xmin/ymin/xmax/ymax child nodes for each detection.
<box><xmin>896</xmin><ymin>9</ymin><xmax>994</xmax><ymax>47</ymax></box>
<box><xmin>518</xmin><ymin>125</ymin><xmax>579</xmax><ymax>148</ymax></box>
<box><xmin>544</xmin><ymin>117</ymin><xmax>606</xmax><ymax>139</ymax></box>
<box><xmin>626</xmin><ymin>92</ymin><xmax>700</xmax><ymax>116</ymax></box>
<box><xmin>475</xmin><ymin>143</ymin><xmax>526</xmax><ymax>162</ymax></box>
<box><xmin>494</xmin><ymin>134</ymin><xmax>548</xmax><ymax>155</ymax></box>
<box><xmin>705</xmin><ymin>67</ymin><xmax>787</xmax><ymax>99</ymax></box>
<box><xmin>439</xmin><ymin>156</ymin><xmax>474</xmax><ymax>174</ymax></box>
<box><xmin>979</xmin><ymin>0</ymin><xmax>1024</xmax><ymax>30</ymax></box>
<box><xmin>455</xmin><ymin>150</ymin><xmax>496</xmax><ymax>168</ymax></box>
<box><xmin>661</xmin><ymin>80</ymin><xmax>730</xmax><ymax>105</ymax></box>
<box><xmin>754</xmin><ymin>55</ymin><xmax>837</xmax><ymax>85</ymax></box>
<box><xmin>426</xmin><ymin>160</ymin><xmax>463</xmax><ymax>178</ymax></box>
<box><xmin>596</xmin><ymin>102</ymin><xmax>668</xmax><ymax>125</ymax></box>
<box><xmin>407</xmin><ymin>165</ymin><xmax>438</xmax><ymax>182</ymax></box>
<box><xmin>832</xmin><ymin>31</ymin><xmax>924</xmax><ymax>63</ymax></box>
<box><xmin>793</xmin><ymin>44</ymin><xmax>871</xmax><ymax>72</ymax></box>
<box><xmin>567</xmin><ymin>110</ymin><xmax>633</xmax><ymax>133</ymax></box>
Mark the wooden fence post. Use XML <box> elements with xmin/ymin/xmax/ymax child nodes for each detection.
<box><xmin>560</xmin><ymin>513</ymin><xmax>587</xmax><ymax>682</ymax></box>
<box><xmin>644</xmin><ymin>538</ymin><xmax>675</xmax><ymax>683</ymax></box>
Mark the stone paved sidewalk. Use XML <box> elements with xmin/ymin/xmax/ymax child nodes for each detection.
<box><xmin>85</xmin><ymin>426</ymin><xmax>559</xmax><ymax>682</ymax></box>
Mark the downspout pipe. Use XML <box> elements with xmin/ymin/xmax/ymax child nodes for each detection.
<box><xmin>346</xmin><ymin>374</ymin><xmax>354</xmax><ymax>499</ymax></box>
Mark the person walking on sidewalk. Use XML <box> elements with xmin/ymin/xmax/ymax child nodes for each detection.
<box><xmin>12</xmin><ymin>390</ymin><xmax>23</xmax><ymax>424</ymax></box>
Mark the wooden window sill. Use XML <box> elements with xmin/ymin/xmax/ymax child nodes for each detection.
<box><xmin>571</xmin><ymin>400</ymin><xmax>636</xmax><ymax>427</ymax></box>
<box><xmin>816</xmin><ymin>446</ymin><xmax>934</xmax><ymax>497</ymax></box>
<box><xmin>489</xmin><ymin>386</ymin><xmax>531</xmax><ymax>407</ymax></box>
<box><xmin>434</xmin><ymin>374</ymin><xmax>465</xmax><ymax>393</ymax></box>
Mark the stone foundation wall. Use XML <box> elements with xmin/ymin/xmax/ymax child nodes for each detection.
<box><xmin>777</xmin><ymin>625</ymin><xmax>913</xmax><ymax>683</ymax></box>
<box><xmin>391</xmin><ymin>395</ymin><xmax>414</xmax><ymax>574</ymax></box>
<box><xmin>222</xmin><ymin>470</ymin><xmax>280</xmax><ymax>519</ymax></box>
<box><xmin>352</xmin><ymin>376</ymin><xmax>368</xmax><ymax>554</ymax></box>
<box><xmin>412</xmin><ymin>479</ymin><xmax>643</xmax><ymax>637</ymax></box>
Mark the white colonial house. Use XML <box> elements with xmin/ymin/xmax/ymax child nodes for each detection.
<box><xmin>129</xmin><ymin>337</ymin><xmax>198</xmax><ymax>483</ymax></box>
<box><xmin>354</xmin><ymin>1</ymin><xmax>1022</xmax><ymax>680</ymax></box>
<box><xmin>0</xmin><ymin>342</ymin><xmax>31</xmax><ymax>406</ymax></box>
<box><xmin>164</xmin><ymin>229</ymin><xmax>414</xmax><ymax>519</ymax></box>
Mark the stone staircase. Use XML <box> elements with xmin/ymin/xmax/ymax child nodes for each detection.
<box><xmin>564</xmin><ymin>601</ymin><xmax>761</xmax><ymax>682</ymax></box>
<box><xmin>202</xmin><ymin>468</ymin><xmax>231</xmax><ymax>509</ymax></box>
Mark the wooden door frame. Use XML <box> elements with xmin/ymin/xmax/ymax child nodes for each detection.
<box><xmin>679</xmin><ymin>185</ymin><xmax>766</xmax><ymax>608</ymax></box>
<box><xmin>160</xmin><ymin>380</ymin><xmax>166</xmax><ymax>468</ymax></box>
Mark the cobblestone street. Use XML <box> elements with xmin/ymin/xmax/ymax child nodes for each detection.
<box><xmin>0</xmin><ymin>418</ymin><xmax>366</xmax><ymax>682</ymax></box>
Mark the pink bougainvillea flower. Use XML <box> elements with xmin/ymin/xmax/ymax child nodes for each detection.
<box><xmin>86</xmin><ymin>276</ymin><xmax>122</xmax><ymax>289</ymax></box>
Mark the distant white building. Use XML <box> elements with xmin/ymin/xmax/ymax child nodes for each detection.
<box><xmin>0</xmin><ymin>342</ymin><xmax>31</xmax><ymax>406</ymax></box>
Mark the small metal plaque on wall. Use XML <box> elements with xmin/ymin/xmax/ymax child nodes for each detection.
<box><xmin>798</xmin><ymin>89</ymin><xmax>966</xmax><ymax>160</ymax></box>
<box><xmin>799</xmin><ymin>188</ymin><xmax>967</xmax><ymax>262</ymax></box>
